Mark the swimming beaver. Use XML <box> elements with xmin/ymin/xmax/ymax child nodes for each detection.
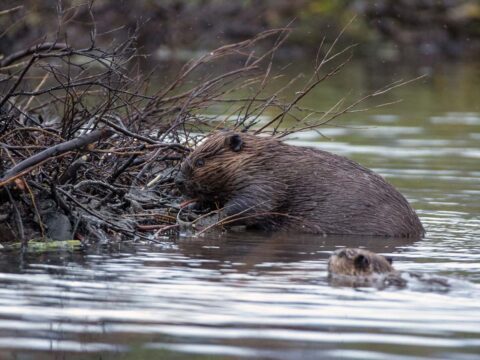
<box><xmin>328</xmin><ymin>248</ymin><xmax>450</xmax><ymax>290</ymax></box>
<box><xmin>175</xmin><ymin>131</ymin><xmax>425</xmax><ymax>237</ymax></box>
<box><xmin>328</xmin><ymin>248</ymin><xmax>403</xmax><ymax>287</ymax></box>
<box><xmin>328</xmin><ymin>248</ymin><xmax>395</xmax><ymax>276</ymax></box>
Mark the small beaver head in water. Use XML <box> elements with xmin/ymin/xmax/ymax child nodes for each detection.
<box><xmin>328</xmin><ymin>248</ymin><xmax>453</xmax><ymax>291</ymax></box>
<box><xmin>328</xmin><ymin>248</ymin><xmax>394</xmax><ymax>276</ymax></box>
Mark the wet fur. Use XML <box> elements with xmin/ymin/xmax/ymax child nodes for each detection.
<box><xmin>328</xmin><ymin>248</ymin><xmax>394</xmax><ymax>276</ymax></box>
<box><xmin>176</xmin><ymin>131</ymin><xmax>425</xmax><ymax>237</ymax></box>
<box><xmin>328</xmin><ymin>248</ymin><xmax>451</xmax><ymax>291</ymax></box>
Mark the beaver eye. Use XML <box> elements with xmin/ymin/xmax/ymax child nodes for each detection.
<box><xmin>195</xmin><ymin>158</ymin><xmax>205</xmax><ymax>167</ymax></box>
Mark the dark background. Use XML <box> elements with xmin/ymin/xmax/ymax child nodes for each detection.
<box><xmin>1</xmin><ymin>0</ymin><xmax>480</xmax><ymax>64</ymax></box>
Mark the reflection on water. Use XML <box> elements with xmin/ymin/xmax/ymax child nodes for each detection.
<box><xmin>0</xmin><ymin>60</ymin><xmax>479</xmax><ymax>359</ymax></box>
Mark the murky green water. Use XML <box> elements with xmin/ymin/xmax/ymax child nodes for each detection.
<box><xmin>0</xmin><ymin>60</ymin><xmax>479</xmax><ymax>359</ymax></box>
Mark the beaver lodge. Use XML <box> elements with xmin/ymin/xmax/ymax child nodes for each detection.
<box><xmin>0</xmin><ymin>10</ymin><xmax>422</xmax><ymax>249</ymax></box>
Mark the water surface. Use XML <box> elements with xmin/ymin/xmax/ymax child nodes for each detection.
<box><xmin>0</xmin><ymin>60</ymin><xmax>479</xmax><ymax>360</ymax></box>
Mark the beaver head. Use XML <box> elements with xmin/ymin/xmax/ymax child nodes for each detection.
<box><xmin>328</xmin><ymin>248</ymin><xmax>394</xmax><ymax>276</ymax></box>
<box><xmin>175</xmin><ymin>131</ymin><xmax>256</xmax><ymax>203</ymax></box>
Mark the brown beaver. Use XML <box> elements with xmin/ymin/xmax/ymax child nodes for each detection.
<box><xmin>328</xmin><ymin>248</ymin><xmax>395</xmax><ymax>276</ymax></box>
<box><xmin>328</xmin><ymin>248</ymin><xmax>451</xmax><ymax>290</ymax></box>
<box><xmin>328</xmin><ymin>248</ymin><xmax>405</xmax><ymax>287</ymax></box>
<box><xmin>175</xmin><ymin>131</ymin><xmax>425</xmax><ymax>237</ymax></box>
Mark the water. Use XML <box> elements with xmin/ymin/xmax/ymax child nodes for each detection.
<box><xmin>1</xmin><ymin>60</ymin><xmax>479</xmax><ymax>360</ymax></box>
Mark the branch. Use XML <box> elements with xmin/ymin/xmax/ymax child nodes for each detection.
<box><xmin>0</xmin><ymin>42</ymin><xmax>69</xmax><ymax>68</ymax></box>
<box><xmin>0</xmin><ymin>129</ymin><xmax>113</xmax><ymax>187</ymax></box>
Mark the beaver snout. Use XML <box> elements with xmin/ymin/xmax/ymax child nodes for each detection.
<box><xmin>174</xmin><ymin>173</ymin><xmax>187</xmax><ymax>191</ymax></box>
<box><xmin>175</xmin><ymin>172</ymin><xmax>200</xmax><ymax>198</ymax></box>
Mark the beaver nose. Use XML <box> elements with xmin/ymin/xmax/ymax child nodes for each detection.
<box><xmin>175</xmin><ymin>174</ymin><xmax>186</xmax><ymax>188</ymax></box>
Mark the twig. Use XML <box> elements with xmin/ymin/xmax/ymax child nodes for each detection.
<box><xmin>0</xmin><ymin>43</ymin><xmax>69</xmax><ymax>68</ymax></box>
<box><xmin>5</xmin><ymin>186</ymin><xmax>25</xmax><ymax>246</ymax></box>
<box><xmin>0</xmin><ymin>5</ymin><xmax>23</xmax><ymax>17</ymax></box>
<box><xmin>0</xmin><ymin>56</ymin><xmax>36</xmax><ymax>109</ymax></box>
<box><xmin>0</xmin><ymin>129</ymin><xmax>113</xmax><ymax>186</ymax></box>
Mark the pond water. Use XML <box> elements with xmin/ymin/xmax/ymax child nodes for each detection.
<box><xmin>1</xmin><ymin>59</ymin><xmax>479</xmax><ymax>360</ymax></box>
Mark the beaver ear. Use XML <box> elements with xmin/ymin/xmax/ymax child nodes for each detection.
<box><xmin>354</xmin><ymin>254</ymin><xmax>370</xmax><ymax>270</ymax></box>
<box><xmin>225</xmin><ymin>133</ymin><xmax>243</xmax><ymax>152</ymax></box>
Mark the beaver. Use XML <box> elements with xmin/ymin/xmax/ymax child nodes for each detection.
<box><xmin>328</xmin><ymin>248</ymin><xmax>394</xmax><ymax>276</ymax></box>
<box><xmin>175</xmin><ymin>131</ymin><xmax>425</xmax><ymax>237</ymax></box>
<box><xmin>328</xmin><ymin>248</ymin><xmax>450</xmax><ymax>290</ymax></box>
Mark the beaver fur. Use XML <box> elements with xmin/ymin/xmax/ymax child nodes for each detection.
<box><xmin>175</xmin><ymin>131</ymin><xmax>425</xmax><ymax>237</ymax></box>
<box><xmin>328</xmin><ymin>248</ymin><xmax>451</xmax><ymax>290</ymax></box>
<box><xmin>328</xmin><ymin>248</ymin><xmax>394</xmax><ymax>276</ymax></box>
<box><xmin>327</xmin><ymin>248</ymin><xmax>406</xmax><ymax>288</ymax></box>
